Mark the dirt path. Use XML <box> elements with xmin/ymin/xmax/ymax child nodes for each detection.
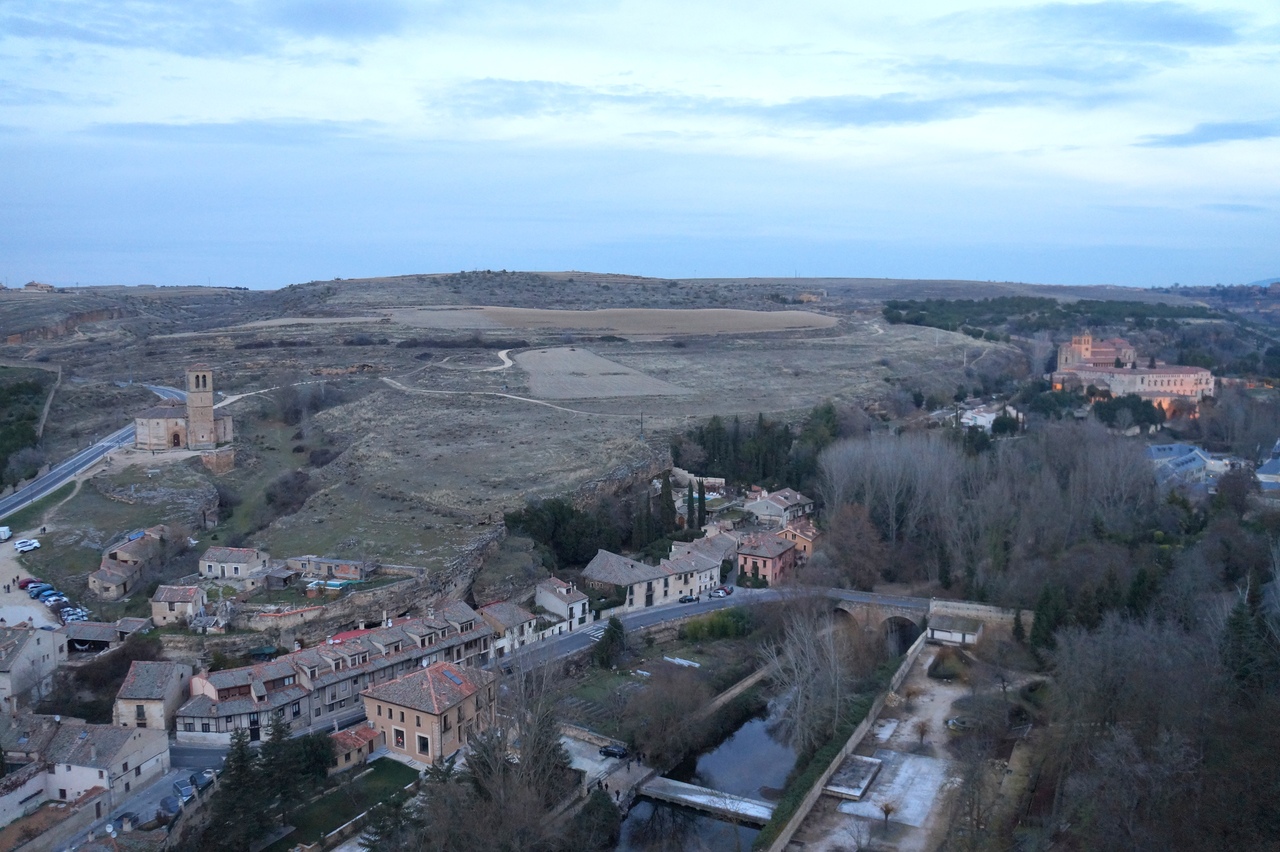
<box><xmin>481</xmin><ymin>348</ymin><xmax>514</xmax><ymax>372</ymax></box>
<box><xmin>379</xmin><ymin>377</ymin><xmax>639</xmax><ymax>418</ymax></box>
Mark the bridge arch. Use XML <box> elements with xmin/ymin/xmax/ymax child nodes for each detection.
<box><xmin>881</xmin><ymin>616</ymin><xmax>922</xmax><ymax>656</ymax></box>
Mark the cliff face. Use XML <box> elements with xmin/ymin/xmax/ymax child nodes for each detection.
<box><xmin>4</xmin><ymin>307</ymin><xmax>129</xmax><ymax>344</ymax></box>
<box><xmin>569</xmin><ymin>440</ymin><xmax>672</xmax><ymax>509</ymax></box>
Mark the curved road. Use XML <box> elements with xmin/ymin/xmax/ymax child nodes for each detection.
<box><xmin>0</xmin><ymin>385</ymin><xmax>185</xmax><ymax>523</ymax></box>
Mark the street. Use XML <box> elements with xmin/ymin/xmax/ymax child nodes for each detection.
<box><xmin>0</xmin><ymin>385</ymin><xmax>184</xmax><ymax>522</ymax></box>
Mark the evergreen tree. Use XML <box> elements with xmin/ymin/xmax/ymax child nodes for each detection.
<box><xmin>685</xmin><ymin>481</ymin><xmax>695</xmax><ymax>530</ymax></box>
<box><xmin>1012</xmin><ymin>609</ymin><xmax>1026</xmax><ymax>644</ymax></box>
<box><xmin>657</xmin><ymin>474</ymin><xmax>677</xmax><ymax>534</ymax></box>
<box><xmin>1030</xmin><ymin>584</ymin><xmax>1066</xmax><ymax>650</ymax></box>
<box><xmin>261</xmin><ymin>710</ymin><xmax>298</xmax><ymax>822</ymax></box>
<box><xmin>207</xmin><ymin>729</ymin><xmax>271</xmax><ymax>851</ymax></box>
<box><xmin>1126</xmin><ymin>566</ymin><xmax>1157</xmax><ymax>618</ymax></box>
<box><xmin>593</xmin><ymin>618</ymin><xmax>627</xmax><ymax>668</ymax></box>
<box><xmin>696</xmin><ymin>480</ymin><xmax>706</xmax><ymax>528</ymax></box>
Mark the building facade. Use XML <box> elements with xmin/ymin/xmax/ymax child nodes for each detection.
<box><xmin>534</xmin><ymin>578</ymin><xmax>589</xmax><ymax>630</ymax></box>
<box><xmin>362</xmin><ymin>662</ymin><xmax>497</xmax><ymax>765</ymax></box>
<box><xmin>737</xmin><ymin>532</ymin><xmax>797</xmax><ymax>586</ymax></box>
<box><xmin>134</xmin><ymin>366</ymin><xmax>232</xmax><ymax>451</ymax></box>
<box><xmin>114</xmin><ymin>661</ymin><xmax>193</xmax><ymax>731</ymax></box>
<box><xmin>199</xmin><ymin>546</ymin><xmax>270</xmax><ymax>580</ymax></box>
<box><xmin>0</xmin><ymin>623</ymin><xmax>67</xmax><ymax>712</ymax></box>
<box><xmin>150</xmin><ymin>585</ymin><xmax>206</xmax><ymax>626</ymax></box>
<box><xmin>174</xmin><ymin>601</ymin><xmax>493</xmax><ymax>745</ymax></box>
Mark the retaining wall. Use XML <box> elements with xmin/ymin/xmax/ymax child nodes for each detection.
<box><xmin>929</xmin><ymin>598</ymin><xmax>1035</xmax><ymax>630</ymax></box>
<box><xmin>764</xmin><ymin>629</ymin><xmax>929</xmax><ymax>852</ymax></box>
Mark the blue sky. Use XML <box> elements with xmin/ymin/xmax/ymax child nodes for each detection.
<box><xmin>1</xmin><ymin>0</ymin><xmax>1277</xmax><ymax>289</ymax></box>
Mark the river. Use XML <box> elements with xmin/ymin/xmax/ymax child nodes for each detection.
<box><xmin>616</xmin><ymin>710</ymin><xmax>798</xmax><ymax>852</ymax></box>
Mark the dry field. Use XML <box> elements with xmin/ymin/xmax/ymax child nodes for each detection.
<box><xmin>479</xmin><ymin>306</ymin><xmax>836</xmax><ymax>335</ymax></box>
<box><xmin>516</xmin><ymin>347</ymin><xmax>692</xmax><ymax>399</ymax></box>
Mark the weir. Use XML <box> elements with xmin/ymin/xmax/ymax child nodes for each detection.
<box><xmin>638</xmin><ymin>777</ymin><xmax>775</xmax><ymax>825</ymax></box>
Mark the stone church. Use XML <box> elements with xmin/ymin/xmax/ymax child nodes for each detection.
<box><xmin>134</xmin><ymin>366</ymin><xmax>233</xmax><ymax>451</ymax></box>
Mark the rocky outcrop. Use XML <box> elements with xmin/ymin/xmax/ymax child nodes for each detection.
<box><xmin>569</xmin><ymin>440</ymin><xmax>672</xmax><ymax>509</ymax></box>
<box><xmin>4</xmin><ymin>307</ymin><xmax>129</xmax><ymax>344</ymax></box>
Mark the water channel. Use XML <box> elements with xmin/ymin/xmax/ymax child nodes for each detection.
<box><xmin>616</xmin><ymin>709</ymin><xmax>798</xmax><ymax>852</ymax></box>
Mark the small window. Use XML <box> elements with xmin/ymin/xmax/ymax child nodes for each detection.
<box><xmin>135</xmin><ymin>766</ymin><xmax>141</xmax><ymax>777</ymax></box>
<box><xmin>377</xmin><ymin>705</ymin><xmax>382</xmax><ymax>717</ymax></box>
<box><xmin>122</xmin><ymin>762</ymin><xmax>129</xmax><ymax>772</ymax></box>
<box><xmin>417</xmin><ymin>734</ymin><xmax>430</xmax><ymax>755</ymax></box>
<box><xmin>314</xmin><ymin>708</ymin><xmax>322</xmax><ymax>718</ymax></box>
<box><xmin>185</xmin><ymin>723</ymin><xmax>195</xmax><ymax>732</ymax></box>
<box><xmin>201</xmin><ymin>723</ymin><xmax>210</xmax><ymax>733</ymax></box>
<box><xmin>415</xmin><ymin>715</ymin><xmax>421</xmax><ymax>727</ymax></box>
<box><xmin>399</xmin><ymin>711</ymin><xmax>405</xmax><ymax>723</ymax></box>
<box><xmin>345</xmin><ymin>752</ymin><xmax>352</xmax><ymax>763</ymax></box>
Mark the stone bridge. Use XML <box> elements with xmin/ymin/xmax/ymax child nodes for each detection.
<box><xmin>826</xmin><ymin>589</ymin><xmax>930</xmax><ymax>654</ymax></box>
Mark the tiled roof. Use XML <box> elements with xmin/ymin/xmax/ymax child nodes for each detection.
<box><xmin>45</xmin><ymin>724</ymin><xmax>142</xmax><ymax>769</ymax></box>
<box><xmin>201</xmin><ymin>546</ymin><xmax>262</xmax><ymax>564</ymax></box>
<box><xmin>479</xmin><ymin>601</ymin><xmax>535</xmax><ymax>632</ymax></box>
<box><xmin>0</xmin><ymin>624</ymin><xmax>43</xmax><ymax>673</ymax></box>
<box><xmin>784</xmin><ymin>518</ymin><xmax>819</xmax><ymax>540</ymax></box>
<box><xmin>153</xmin><ymin>585</ymin><xmax>201</xmax><ymax>604</ymax></box>
<box><xmin>116</xmin><ymin>617</ymin><xmax>153</xmax><ymax>635</ymax></box>
<box><xmin>117</xmin><ymin>661</ymin><xmax>187</xmax><ymax>700</ymax></box>
<box><xmin>738</xmin><ymin>533</ymin><xmax>795</xmax><ymax>559</ymax></box>
<box><xmin>175</xmin><ymin>602</ymin><xmax>493</xmax><ymax>720</ymax></box>
<box><xmin>363</xmin><ymin>662</ymin><xmax>494</xmax><ymax>716</ymax></box>
<box><xmin>66</xmin><ymin>622</ymin><xmax>121</xmax><ymax>644</ymax></box>
<box><xmin>537</xmin><ymin>577</ymin><xmax>587</xmax><ymax>602</ymax></box>
<box><xmin>331</xmin><ymin>725</ymin><xmax>381</xmax><ymax>753</ymax></box>
<box><xmin>582</xmin><ymin>550</ymin><xmax>667</xmax><ymax>586</ymax></box>
<box><xmin>135</xmin><ymin>401</ymin><xmax>186</xmax><ymax>420</ymax></box>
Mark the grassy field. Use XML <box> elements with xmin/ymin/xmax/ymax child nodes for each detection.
<box><xmin>3</xmin><ymin>481</ymin><xmax>74</xmax><ymax>531</ymax></box>
<box><xmin>263</xmin><ymin>759</ymin><xmax>419</xmax><ymax>852</ymax></box>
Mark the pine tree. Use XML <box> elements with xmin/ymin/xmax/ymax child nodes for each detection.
<box><xmin>657</xmin><ymin>474</ymin><xmax>677</xmax><ymax>534</ymax></box>
<box><xmin>1012</xmin><ymin>610</ymin><xmax>1026</xmax><ymax>644</ymax></box>
<box><xmin>261</xmin><ymin>711</ymin><xmax>299</xmax><ymax>822</ymax></box>
<box><xmin>697</xmin><ymin>480</ymin><xmax>706</xmax><ymax>528</ymax></box>
<box><xmin>685</xmin><ymin>481</ymin><xmax>695</xmax><ymax>531</ymax></box>
<box><xmin>1030</xmin><ymin>584</ymin><xmax>1065</xmax><ymax>650</ymax></box>
<box><xmin>208</xmin><ymin>729</ymin><xmax>271</xmax><ymax>851</ymax></box>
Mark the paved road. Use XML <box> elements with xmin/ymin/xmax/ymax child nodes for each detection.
<box><xmin>60</xmin><ymin>766</ymin><xmax>195</xmax><ymax>851</ymax></box>
<box><xmin>0</xmin><ymin>385</ymin><xmax>184</xmax><ymax>523</ymax></box>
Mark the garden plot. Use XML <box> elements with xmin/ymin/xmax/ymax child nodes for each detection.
<box><xmin>516</xmin><ymin>347</ymin><xmax>693</xmax><ymax>399</ymax></box>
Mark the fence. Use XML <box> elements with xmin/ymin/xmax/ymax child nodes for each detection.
<box><xmin>763</xmin><ymin>629</ymin><xmax>928</xmax><ymax>852</ymax></box>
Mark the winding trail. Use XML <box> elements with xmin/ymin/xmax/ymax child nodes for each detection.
<box><xmin>379</xmin><ymin>377</ymin><xmax>637</xmax><ymax>418</ymax></box>
<box><xmin>482</xmin><ymin>348</ymin><xmax>515</xmax><ymax>372</ymax></box>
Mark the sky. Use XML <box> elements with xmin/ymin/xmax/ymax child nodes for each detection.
<box><xmin>1</xmin><ymin>0</ymin><xmax>1278</xmax><ymax>289</ymax></box>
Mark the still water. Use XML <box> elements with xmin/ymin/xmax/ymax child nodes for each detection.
<box><xmin>616</xmin><ymin>712</ymin><xmax>798</xmax><ymax>852</ymax></box>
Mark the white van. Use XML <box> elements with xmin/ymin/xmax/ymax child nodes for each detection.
<box><xmin>0</xmin><ymin>527</ymin><xmax>11</xmax><ymax>542</ymax></box>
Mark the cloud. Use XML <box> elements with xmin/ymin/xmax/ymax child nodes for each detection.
<box><xmin>434</xmin><ymin>78</ymin><xmax>1114</xmax><ymax>129</ymax></box>
<box><xmin>84</xmin><ymin>118</ymin><xmax>386</xmax><ymax>146</ymax></box>
<box><xmin>1139</xmin><ymin>119</ymin><xmax>1280</xmax><ymax>147</ymax></box>
<box><xmin>1022</xmin><ymin>2</ymin><xmax>1240</xmax><ymax>46</ymax></box>
<box><xmin>0</xmin><ymin>82</ymin><xmax>109</xmax><ymax>106</ymax></box>
<box><xmin>0</xmin><ymin>0</ymin><xmax>414</xmax><ymax>57</ymax></box>
<box><xmin>1200</xmin><ymin>203</ymin><xmax>1267</xmax><ymax>213</ymax></box>
<box><xmin>904</xmin><ymin>56</ymin><xmax>1148</xmax><ymax>86</ymax></box>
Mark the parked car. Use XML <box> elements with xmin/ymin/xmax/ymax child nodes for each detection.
<box><xmin>37</xmin><ymin>589</ymin><xmax>64</xmax><ymax>601</ymax></box>
<box><xmin>718</xmin><ymin>586</ymin><xmax>734</xmax><ymax>596</ymax></box>
<box><xmin>157</xmin><ymin>796</ymin><xmax>182</xmax><ymax>818</ymax></box>
<box><xmin>110</xmin><ymin>812</ymin><xmax>141</xmax><ymax>834</ymax></box>
<box><xmin>678</xmin><ymin>595</ymin><xmax>699</xmax><ymax>603</ymax></box>
<box><xmin>946</xmin><ymin>717</ymin><xmax>978</xmax><ymax>732</ymax></box>
<box><xmin>17</xmin><ymin>577</ymin><xmax>43</xmax><ymax>589</ymax></box>
<box><xmin>172</xmin><ymin>777</ymin><xmax>196</xmax><ymax>803</ymax></box>
<box><xmin>43</xmin><ymin>595</ymin><xmax>70</xmax><ymax>607</ymax></box>
<box><xmin>13</xmin><ymin>539</ymin><xmax>40</xmax><ymax>552</ymax></box>
<box><xmin>194</xmin><ymin>769</ymin><xmax>217</xmax><ymax>792</ymax></box>
<box><xmin>27</xmin><ymin>584</ymin><xmax>53</xmax><ymax>598</ymax></box>
<box><xmin>598</xmin><ymin>744</ymin><xmax>629</xmax><ymax>759</ymax></box>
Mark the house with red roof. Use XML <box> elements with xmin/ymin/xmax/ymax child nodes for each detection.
<box><xmin>361</xmin><ymin>662</ymin><xmax>496</xmax><ymax>765</ymax></box>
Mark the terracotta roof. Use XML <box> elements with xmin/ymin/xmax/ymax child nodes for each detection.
<box><xmin>201</xmin><ymin>546</ymin><xmax>262</xmax><ymax>563</ymax></box>
<box><xmin>331</xmin><ymin>725</ymin><xmax>381</xmax><ymax>753</ymax></box>
<box><xmin>362</xmin><ymin>662</ymin><xmax>494</xmax><ymax>716</ymax></box>
<box><xmin>537</xmin><ymin>577</ymin><xmax>587</xmax><ymax>602</ymax></box>
<box><xmin>153</xmin><ymin>585</ymin><xmax>201</xmax><ymax>604</ymax></box>
<box><xmin>784</xmin><ymin>518</ymin><xmax>819</xmax><ymax>540</ymax></box>
<box><xmin>117</xmin><ymin>661</ymin><xmax>187</xmax><ymax>700</ymax></box>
